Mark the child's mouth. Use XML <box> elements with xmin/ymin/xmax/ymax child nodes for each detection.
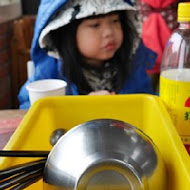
<box><xmin>105</xmin><ymin>42</ymin><xmax>116</xmax><ymax>51</ymax></box>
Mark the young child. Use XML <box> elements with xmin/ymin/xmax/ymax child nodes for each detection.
<box><xmin>18</xmin><ymin>0</ymin><xmax>157</xmax><ymax>109</ymax></box>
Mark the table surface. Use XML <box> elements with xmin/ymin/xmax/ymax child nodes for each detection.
<box><xmin>0</xmin><ymin>109</ymin><xmax>27</xmax><ymax>149</ymax></box>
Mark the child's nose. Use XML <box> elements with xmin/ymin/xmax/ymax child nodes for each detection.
<box><xmin>102</xmin><ymin>25</ymin><xmax>114</xmax><ymax>38</ymax></box>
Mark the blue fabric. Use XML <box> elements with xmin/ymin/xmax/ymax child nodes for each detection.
<box><xmin>118</xmin><ymin>41</ymin><xmax>157</xmax><ymax>94</ymax></box>
<box><xmin>18</xmin><ymin>0</ymin><xmax>157</xmax><ymax>109</ymax></box>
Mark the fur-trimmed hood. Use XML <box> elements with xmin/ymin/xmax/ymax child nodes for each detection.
<box><xmin>31</xmin><ymin>0</ymin><xmax>135</xmax><ymax>61</ymax></box>
<box><xmin>38</xmin><ymin>0</ymin><xmax>135</xmax><ymax>58</ymax></box>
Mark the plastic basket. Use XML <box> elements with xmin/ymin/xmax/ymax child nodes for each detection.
<box><xmin>1</xmin><ymin>94</ymin><xmax>190</xmax><ymax>189</ymax></box>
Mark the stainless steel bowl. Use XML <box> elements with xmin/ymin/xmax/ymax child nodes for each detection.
<box><xmin>43</xmin><ymin>119</ymin><xmax>167</xmax><ymax>190</ymax></box>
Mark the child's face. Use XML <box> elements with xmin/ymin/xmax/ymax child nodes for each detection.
<box><xmin>76</xmin><ymin>13</ymin><xmax>123</xmax><ymax>66</ymax></box>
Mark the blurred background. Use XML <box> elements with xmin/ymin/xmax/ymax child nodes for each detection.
<box><xmin>0</xmin><ymin>0</ymin><xmax>187</xmax><ymax>109</ymax></box>
<box><xmin>0</xmin><ymin>0</ymin><xmax>40</xmax><ymax>109</ymax></box>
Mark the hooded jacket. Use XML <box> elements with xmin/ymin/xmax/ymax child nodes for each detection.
<box><xmin>18</xmin><ymin>0</ymin><xmax>157</xmax><ymax>109</ymax></box>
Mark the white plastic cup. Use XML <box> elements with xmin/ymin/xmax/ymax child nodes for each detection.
<box><xmin>26</xmin><ymin>79</ymin><xmax>67</xmax><ymax>105</ymax></box>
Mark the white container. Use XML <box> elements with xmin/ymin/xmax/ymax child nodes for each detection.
<box><xmin>26</xmin><ymin>79</ymin><xmax>67</xmax><ymax>105</ymax></box>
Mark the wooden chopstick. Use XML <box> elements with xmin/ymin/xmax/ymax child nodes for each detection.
<box><xmin>0</xmin><ymin>150</ymin><xmax>49</xmax><ymax>158</ymax></box>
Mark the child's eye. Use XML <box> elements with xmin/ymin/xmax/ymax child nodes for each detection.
<box><xmin>112</xmin><ymin>19</ymin><xmax>120</xmax><ymax>23</ymax></box>
<box><xmin>88</xmin><ymin>23</ymin><xmax>100</xmax><ymax>28</ymax></box>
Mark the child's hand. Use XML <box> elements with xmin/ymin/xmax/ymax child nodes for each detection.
<box><xmin>88</xmin><ymin>90</ymin><xmax>116</xmax><ymax>95</ymax></box>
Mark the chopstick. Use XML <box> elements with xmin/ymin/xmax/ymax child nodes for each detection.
<box><xmin>0</xmin><ymin>159</ymin><xmax>46</xmax><ymax>180</ymax></box>
<box><xmin>0</xmin><ymin>168</ymin><xmax>43</xmax><ymax>189</ymax></box>
<box><xmin>0</xmin><ymin>150</ymin><xmax>49</xmax><ymax>158</ymax></box>
<box><xmin>10</xmin><ymin>172</ymin><xmax>43</xmax><ymax>190</ymax></box>
<box><xmin>0</xmin><ymin>159</ymin><xmax>46</xmax><ymax>189</ymax></box>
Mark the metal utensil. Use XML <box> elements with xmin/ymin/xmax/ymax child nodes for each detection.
<box><xmin>43</xmin><ymin>119</ymin><xmax>167</xmax><ymax>190</ymax></box>
<box><xmin>0</xmin><ymin>128</ymin><xmax>67</xmax><ymax>190</ymax></box>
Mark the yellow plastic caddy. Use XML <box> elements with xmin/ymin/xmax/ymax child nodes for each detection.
<box><xmin>0</xmin><ymin>94</ymin><xmax>190</xmax><ymax>189</ymax></box>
